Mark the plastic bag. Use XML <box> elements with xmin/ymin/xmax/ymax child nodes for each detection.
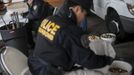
<box><xmin>89</xmin><ymin>39</ymin><xmax>116</xmax><ymax>75</ymax></box>
<box><xmin>89</xmin><ymin>39</ymin><xmax>116</xmax><ymax>58</ymax></box>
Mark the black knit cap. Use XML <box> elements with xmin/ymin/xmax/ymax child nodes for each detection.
<box><xmin>69</xmin><ymin>0</ymin><xmax>91</xmax><ymax>12</ymax></box>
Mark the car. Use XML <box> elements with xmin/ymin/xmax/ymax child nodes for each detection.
<box><xmin>91</xmin><ymin>0</ymin><xmax>134</xmax><ymax>39</ymax></box>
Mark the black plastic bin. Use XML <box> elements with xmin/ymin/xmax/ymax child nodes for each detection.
<box><xmin>0</xmin><ymin>23</ymin><xmax>29</xmax><ymax>56</ymax></box>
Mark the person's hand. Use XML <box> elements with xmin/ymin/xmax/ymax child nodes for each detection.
<box><xmin>27</xmin><ymin>0</ymin><xmax>33</xmax><ymax>6</ymax></box>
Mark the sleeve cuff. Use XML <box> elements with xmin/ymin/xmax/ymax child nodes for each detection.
<box><xmin>105</xmin><ymin>56</ymin><xmax>114</xmax><ymax>65</ymax></box>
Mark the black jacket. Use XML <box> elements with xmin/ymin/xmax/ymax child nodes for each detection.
<box><xmin>31</xmin><ymin>1</ymin><xmax>113</xmax><ymax>71</ymax></box>
<box><xmin>24</xmin><ymin>0</ymin><xmax>54</xmax><ymax>31</ymax></box>
<box><xmin>26</xmin><ymin>0</ymin><xmax>54</xmax><ymax>20</ymax></box>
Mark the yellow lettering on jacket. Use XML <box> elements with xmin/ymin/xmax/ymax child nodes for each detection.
<box><xmin>40</xmin><ymin>19</ymin><xmax>49</xmax><ymax>27</ymax></box>
<box><xmin>38</xmin><ymin>19</ymin><xmax>60</xmax><ymax>41</ymax></box>
<box><xmin>50</xmin><ymin>25</ymin><xmax>60</xmax><ymax>35</ymax></box>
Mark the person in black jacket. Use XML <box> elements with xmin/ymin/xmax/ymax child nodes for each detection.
<box><xmin>23</xmin><ymin>0</ymin><xmax>54</xmax><ymax>49</ymax></box>
<box><xmin>26</xmin><ymin>0</ymin><xmax>54</xmax><ymax>32</ymax></box>
<box><xmin>28</xmin><ymin>0</ymin><xmax>115</xmax><ymax>75</ymax></box>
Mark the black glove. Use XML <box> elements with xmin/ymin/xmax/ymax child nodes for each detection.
<box><xmin>105</xmin><ymin>56</ymin><xmax>114</xmax><ymax>65</ymax></box>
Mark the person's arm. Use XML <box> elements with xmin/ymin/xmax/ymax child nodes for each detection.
<box><xmin>27</xmin><ymin>0</ymin><xmax>33</xmax><ymax>7</ymax></box>
<box><xmin>70</xmin><ymin>41</ymin><xmax>113</xmax><ymax>69</ymax></box>
<box><xmin>26</xmin><ymin>0</ymin><xmax>41</xmax><ymax>20</ymax></box>
<box><xmin>26</xmin><ymin>0</ymin><xmax>46</xmax><ymax>20</ymax></box>
<box><xmin>26</xmin><ymin>1</ymin><xmax>54</xmax><ymax>20</ymax></box>
<box><xmin>57</xmin><ymin>27</ymin><xmax>113</xmax><ymax>69</ymax></box>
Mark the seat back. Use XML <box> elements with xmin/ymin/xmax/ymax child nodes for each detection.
<box><xmin>0</xmin><ymin>46</ymin><xmax>32</xmax><ymax>75</ymax></box>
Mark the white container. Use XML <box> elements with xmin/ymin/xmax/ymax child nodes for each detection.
<box><xmin>107</xmin><ymin>60</ymin><xmax>132</xmax><ymax>75</ymax></box>
<box><xmin>100</xmin><ymin>33</ymin><xmax>116</xmax><ymax>44</ymax></box>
